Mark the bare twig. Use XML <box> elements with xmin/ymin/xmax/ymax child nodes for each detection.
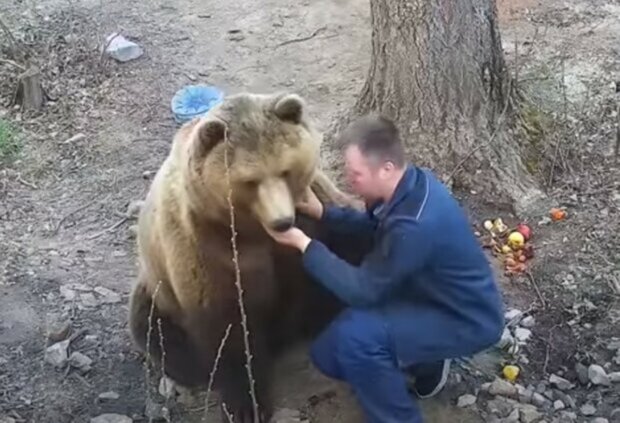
<box><xmin>157</xmin><ymin>317</ymin><xmax>171</xmax><ymax>423</ymax></box>
<box><xmin>0</xmin><ymin>58</ymin><xmax>26</xmax><ymax>70</ymax></box>
<box><xmin>221</xmin><ymin>403</ymin><xmax>235</xmax><ymax>423</ymax></box>
<box><xmin>203</xmin><ymin>323</ymin><xmax>233</xmax><ymax>422</ymax></box>
<box><xmin>275</xmin><ymin>26</ymin><xmax>327</xmax><ymax>48</ymax></box>
<box><xmin>223</xmin><ymin>126</ymin><xmax>260</xmax><ymax>423</ymax></box>
<box><xmin>53</xmin><ymin>197</ymin><xmax>100</xmax><ymax>234</ymax></box>
<box><xmin>144</xmin><ymin>281</ymin><xmax>162</xmax><ymax>407</ymax></box>
<box><xmin>525</xmin><ymin>270</ymin><xmax>546</xmax><ymax>309</ymax></box>
<box><xmin>16</xmin><ymin>174</ymin><xmax>38</xmax><ymax>189</ymax></box>
<box><xmin>0</xmin><ymin>16</ymin><xmax>19</xmax><ymax>51</ymax></box>
<box><xmin>85</xmin><ymin>216</ymin><xmax>128</xmax><ymax>240</ymax></box>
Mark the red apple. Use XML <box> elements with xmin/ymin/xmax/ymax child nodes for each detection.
<box><xmin>516</xmin><ymin>223</ymin><xmax>532</xmax><ymax>241</ymax></box>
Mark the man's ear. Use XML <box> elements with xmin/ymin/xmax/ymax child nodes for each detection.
<box><xmin>192</xmin><ymin>117</ymin><xmax>227</xmax><ymax>159</ymax></box>
<box><xmin>273</xmin><ymin>93</ymin><xmax>305</xmax><ymax>124</ymax></box>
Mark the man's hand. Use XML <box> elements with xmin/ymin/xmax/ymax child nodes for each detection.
<box><xmin>296</xmin><ymin>187</ymin><xmax>324</xmax><ymax>220</ymax></box>
<box><xmin>264</xmin><ymin>226</ymin><xmax>312</xmax><ymax>252</ymax></box>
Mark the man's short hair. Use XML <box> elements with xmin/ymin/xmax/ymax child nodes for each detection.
<box><xmin>338</xmin><ymin>113</ymin><xmax>406</xmax><ymax>168</ymax></box>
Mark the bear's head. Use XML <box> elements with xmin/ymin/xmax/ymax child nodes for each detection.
<box><xmin>182</xmin><ymin>92</ymin><xmax>322</xmax><ymax>233</ymax></box>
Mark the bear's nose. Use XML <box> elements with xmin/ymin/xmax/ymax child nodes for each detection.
<box><xmin>271</xmin><ymin>217</ymin><xmax>294</xmax><ymax>233</ymax></box>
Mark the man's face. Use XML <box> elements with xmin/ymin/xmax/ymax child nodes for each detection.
<box><xmin>343</xmin><ymin>145</ymin><xmax>384</xmax><ymax>201</ymax></box>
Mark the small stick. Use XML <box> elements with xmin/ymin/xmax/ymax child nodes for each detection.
<box><xmin>85</xmin><ymin>216</ymin><xmax>128</xmax><ymax>240</ymax></box>
<box><xmin>275</xmin><ymin>26</ymin><xmax>327</xmax><ymax>48</ymax></box>
<box><xmin>53</xmin><ymin>198</ymin><xmax>99</xmax><ymax>234</ymax></box>
<box><xmin>525</xmin><ymin>270</ymin><xmax>546</xmax><ymax>309</ymax></box>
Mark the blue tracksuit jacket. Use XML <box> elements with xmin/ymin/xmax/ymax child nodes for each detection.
<box><xmin>302</xmin><ymin>164</ymin><xmax>505</xmax><ymax>365</ymax></box>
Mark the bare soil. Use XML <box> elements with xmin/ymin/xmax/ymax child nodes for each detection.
<box><xmin>0</xmin><ymin>0</ymin><xmax>618</xmax><ymax>422</ymax></box>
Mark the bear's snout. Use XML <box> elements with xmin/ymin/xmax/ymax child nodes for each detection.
<box><xmin>271</xmin><ymin>217</ymin><xmax>295</xmax><ymax>232</ymax></box>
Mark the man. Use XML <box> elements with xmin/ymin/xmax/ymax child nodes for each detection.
<box><xmin>265</xmin><ymin>114</ymin><xmax>504</xmax><ymax>422</ymax></box>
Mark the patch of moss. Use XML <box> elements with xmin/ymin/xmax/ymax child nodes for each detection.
<box><xmin>0</xmin><ymin>118</ymin><xmax>22</xmax><ymax>163</ymax></box>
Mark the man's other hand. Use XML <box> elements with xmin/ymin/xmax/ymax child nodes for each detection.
<box><xmin>264</xmin><ymin>226</ymin><xmax>312</xmax><ymax>252</ymax></box>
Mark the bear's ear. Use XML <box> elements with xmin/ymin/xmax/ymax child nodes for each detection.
<box><xmin>273</xmin><ymin>93</ymin><xmax>305</xmax><ymax>124</ymax></box>
<box><xmin>193</xmin><ymin>118</ymin><xmax>227</xmax><ymax>158</ymax></box>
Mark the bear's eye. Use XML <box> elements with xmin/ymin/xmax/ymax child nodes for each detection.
<box><xmin>280</xmin><ymin>171</ymin><xmax>290</xmax><ymax>178</ymax></box>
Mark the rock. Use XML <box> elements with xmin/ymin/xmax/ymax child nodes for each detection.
<box><xmin>590</xmin><ymin>418</ymin><xmax>609</xmax><ymax>423</ymax></box>
<box><xmin>98</xmin><ymin>391</ymin><xmax>120</xmax><ymax>401</ymax></box>
<box><xmin>555</xmin><ymin>392</ymin><xmax>575</xmax><ymax>409</ymax></box>
<box><xmin>158</xmin><ymin>377</ymin><xmax>175</xmax><ymax>399</ymax></box>
<box><xmin>554</xmin><ymin>400</ymin><xmax>565</xmax><ymax>410</ymax></box>
<box><xmin>515</xmin><ymin>327</ymin><xmax>532</xmax><ymax>342</ymax></box>
<box><xmin>105</xmin><ymin>33</ymin><xmax>143</xmax><ymax>62</ymax></box>
<box><xmin>505</xmin><ymin>309</ymin><xmax>523</xmax><ymax>321</ymax></box>
<box><xmin>46</xmin><ymin>319</ymin><xmax>71</xmax><ymax>344</ymax></box>
<box><xmin>505</xmin><ymin>408</ymin><xmax>520</xmax><ymax>422</ymax></box>
<box><xmin>610</xmin><ymin>408</ymin><xmax>620</xmax><ymax>422</ymax></box>
<box><xmin>497</xmin><ymin>328</ymin><xmax>515</xmax><ymax>349</ymax></box>
<box><xmin>80</xmin><ymin>292</ymin><xmax>99</xmax><ymax>308</ymax></box>
<box><xmin>519</xmin><ymin>404</ymin><xmax>543</xmax><ymax>423</ymax></box>
<box><xmin>580</xmin><ymin>403</ymin><xmax>596</xmax><ymax>416</ymax></box>
<box><xmin>480</xmin><ymin>382</ymin><xmax>492</xmax><ymax>392</ymax></box>
<box><xmin>588</xmin><ymin>364</ymin><xmax>610</xmax><ymax>386</ymax></box>
<box><xmin>519</xmin><ymin>388</ymin><xmax>534</xmax><ymax>404</ymax></box>
<box><xmin>489</xmin><ymin>378</ymin><xmax>518</xmax><ymax>397</ymax></box>
<box><xmin>0</xmin><ymin>417</ymin><xmax>16</xmax><ymax>423</ymax></box>
<box><xmin>128</xmin><ymin>225</ymin><xmax>138</xmax><ymax>239</ymax></box>
<box><xmin>520</xmin><ymin>316</ymin><xmax>536</xmax><ymax>328</ymax></box>
<box><xmin>45</xmin><ymin>339</ymin><xmax>70</xmax><ymax>368</ymax></box>
<box><xmin>532</xmin><ymin>392</ymin><xmax>549</xmax><ymax>408</ymax></box>
<box><xmin>487</xmin><ymin>397</ymin><xmax>519</xmax><ymax>417</ymax></box>
<box><xmin>608</xmin><ymin>372</ymin><xmax>620</xmax><ymax>383</ymax></box>
<box><xmin>457</xmin><ymin>394</ymin><xmax>477</xmax><ymax>408</ymax></box>
<box><xmin>90</xmin><ymin>414</ymin><xmax>132</xmax><ymax>423</ymax></box>
<box><xmin>60</xmin><ymin>285</ymin><xmax>77</xmax><ymax>301</ymax></box>
<box><xmin>549</xmin><ymin>374</ymin><xmax>574</xmax><ymax>391</ymax></box>
<box><xmin>94</xmin><ymin>287</ymin><xmax>121</xmax><ymax>304</ymax></box>
<box><xmin>144</xmin><ymin>397</ymin><xmax>168</xmax><ymax>422</ymax></box>
<box><xmin>575</xmin><ymin>363</ymin><xmax>590</xmax><ymax>385</ymax></box>
<box><xmin>69</xmin><ymin>351</ymin><xmax>93</xmax><ymax>372</ymax></box>
<box><xmin>126</xmin><ymin>200</ymin><xmax>144</xmax><ymax>218</ymax></box>
<box><xmin>558</xmin><ymin>411</ymin><xmax>577</xmax><ymax>422</ymax></box>
<box><xmin>271</xmin><ymin>408</ymin><xmax>304</xmax><ymax>423</ymax></box>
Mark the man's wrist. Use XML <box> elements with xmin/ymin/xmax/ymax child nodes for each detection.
<box><xmin>298</xmin><ymin>234</ymin><xmax>312</xmax><ymax>252</ymax></box>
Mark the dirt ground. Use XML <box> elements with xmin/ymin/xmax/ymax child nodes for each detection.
<box><xmin>0</xmin><ymin>0</ymin><xmax>619</xmax><ymax>422</ymax></box>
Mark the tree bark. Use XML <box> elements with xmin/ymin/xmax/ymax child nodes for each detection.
<box><xmin>344</xmin><ymin>0</ymin><xmax>545</xmax><ymax>214</ymax></box>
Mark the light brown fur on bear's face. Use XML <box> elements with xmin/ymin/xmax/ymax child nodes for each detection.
<box><xmin>179</xmin><ymin>92</ymin><xmax>321</xmax><ymax>232</ymax></box>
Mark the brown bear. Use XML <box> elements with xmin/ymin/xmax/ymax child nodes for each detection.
<box><xmin>127</xmin><ymin>91</ymin><xmax>368</xmax><ymax>423</ymax></box>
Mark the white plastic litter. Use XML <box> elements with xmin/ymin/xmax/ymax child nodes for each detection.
<box><xmin>105</xmin><ymin>33</ymin><xmax>143</xmax><ymax>62</ymax></box>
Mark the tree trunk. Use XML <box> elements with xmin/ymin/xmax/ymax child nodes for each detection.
<box><xmin>345</xmin><ymin>0</ymin><xmax>545</xmax><ymax>215</ymax></box>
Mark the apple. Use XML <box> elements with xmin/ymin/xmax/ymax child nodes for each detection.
<box><xmin>516</xmin><ymin>223</ymin><xmax>532</xmax><ymax>241</ymax></box>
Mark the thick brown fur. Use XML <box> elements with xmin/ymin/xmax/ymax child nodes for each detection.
<box><xmin>127</xmin><ymin>92</ymin><xmax>369</xmax><ymax>423</ymax></box>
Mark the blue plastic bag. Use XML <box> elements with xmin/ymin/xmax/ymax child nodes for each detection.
<box><xmin>170</xmin><ymin>85</ymin><xmax>224</xmax><ymax>124</ymax></box>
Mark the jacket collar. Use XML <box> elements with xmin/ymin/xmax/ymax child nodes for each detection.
<box><xmin>369</xmin><ymin>164</ymin><xmax>418</xmax><ymax>221</ymax></box>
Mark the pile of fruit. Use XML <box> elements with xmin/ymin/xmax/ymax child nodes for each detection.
<box><xmin>479</xmin><ymin>218</ymin><xmax>534</xmax><ymax>276</ymax></box>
